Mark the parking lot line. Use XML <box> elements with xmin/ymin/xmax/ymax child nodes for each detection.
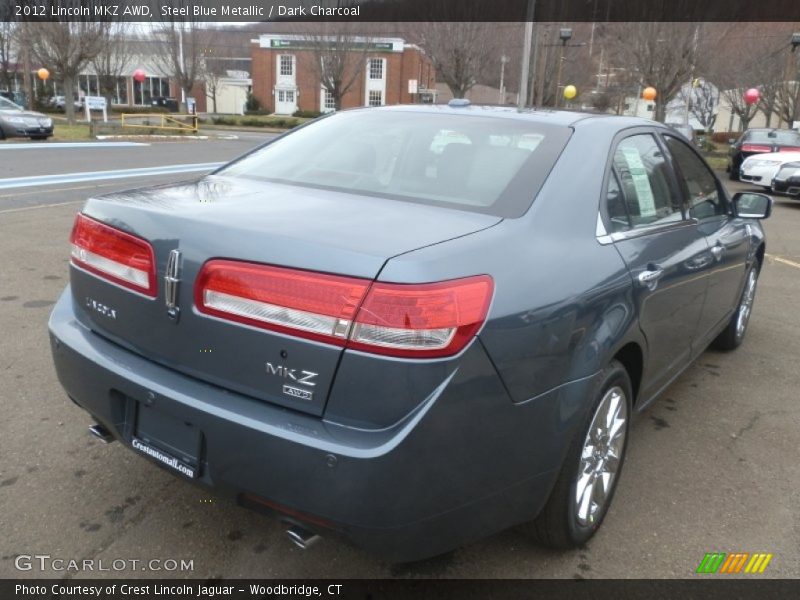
<box><xmin>0</xmin><ymin>162</ymin><xmax>223</xmax><ymax>190</ymax></box>
<box><xmin>765</xmin><ymin>253</ymin><xmax>800</xmax><ymax>270</ymax></box>
<box><xmin>0</xmin><ymin>200</ymin><xmax>83</xmax><ymax>215</ymax></box>
<box><xmin>0</xmin><ymin>142</ymin><xmax>150</xmax><ymax>150</ymax></box>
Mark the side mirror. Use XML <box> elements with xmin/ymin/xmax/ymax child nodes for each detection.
<box><xmin>733</xmin><ymin>192</ymin><xmax>772</xmax><ymax>219</ymax></box>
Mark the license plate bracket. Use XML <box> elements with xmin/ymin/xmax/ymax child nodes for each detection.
<box><xmin>133</xmin><ymin>403</ymin><xmax>201</xmax><ymax>478</ymax></box>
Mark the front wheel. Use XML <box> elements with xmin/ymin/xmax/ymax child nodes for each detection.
<box><xmin>530</xmin><ymin>360</ymin><xmax>632</xmax><ymax>549</ymax></box>
<box><xmin>712</xmin><ymin>264</ymin><xmax>759</xmax><ymax>351</ymax></box>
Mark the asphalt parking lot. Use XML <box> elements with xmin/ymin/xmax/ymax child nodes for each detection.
<box><xmin>0</xmin><ymin>139</ymin><xmax>798</xmax><ymax>579</ymax></box>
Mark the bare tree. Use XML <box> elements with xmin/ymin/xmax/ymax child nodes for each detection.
<box><xmin>0</xmin><ymin>22</ymin><xmax>16</xmax><ymax>93</ymax></box>
<box><xmin>605</xmin><ymin>23</ymin><xmax>702</xmax><ymax>122</ymax></box>
<box><xmin>682</xmin><ymin>79</ymin><xmax>719</xmax><ymax>132</ymax></box>
<box><xmin>203</xmin><ymin>60</ymin><xmax>226</xmax><ymax>114</ymax></box>
<box><xmin>23</xmin><ymin>21</ymin><xmax>106</xmax><ymax>124</ymax></box>
<box><xmin>153</xmin><ymin>15</ymin><xmax>209</xmax><ymax>111</ymax></box>
<box><xmin>92</xmin><ymin>24</ymin><xmax>135</xmax><ymax>110</ymax></box>
<box><xmin>297</xmin><ymin>24</ymin><xmax>373</xmax><ymax>111</ymax></box>
<box><xmin>414</xmin><ymin>23</ymin><xmax>496</xmax><ymax>99</ymax></box>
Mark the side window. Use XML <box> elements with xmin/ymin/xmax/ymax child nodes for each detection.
<box><xmin>611</xmin><ymin>134</ymin><xmax>683</xmax><ymax>230</ymax></box>
<box><xmin>664</xmin><ymin>135</ymin><xmax>726</xmax><ymax>219</ymax></box>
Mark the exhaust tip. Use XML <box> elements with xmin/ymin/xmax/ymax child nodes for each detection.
<box><xmin>88</xmin><ymin>424</ymin><xmax>114</xmax><ymax>444</ymax></box>
<box><xmin>286</xmin><ymin>524</ymin><xmax>320</xmax><ymax>550</ymax></box>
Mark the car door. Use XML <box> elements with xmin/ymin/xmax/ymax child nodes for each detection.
<box><xmin>599</xmin><ymin>131</ymin><xmax>712</xmax><ymax>398</ymax></box>
<box><xmin>662</xmin><ymin>133</ymin><xmax>750</xmax><ymax>349</ymax></box>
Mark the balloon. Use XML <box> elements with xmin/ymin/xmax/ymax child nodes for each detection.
<box><xmin>642</xmin><ymin>87</ymin><xmax>657</xmax><ymax>101</ymax></box>
<box><xmin>37</xmin><ymin>68</ymin><xmax>49</xmax><ymax>81</ymax></box>
<box><xmin>744</xmin><ymin>88</ymin><xmax>760</xmax><ymax>105</ymax></box>
<box><xmin>563</xmin><ymin>85</ymin><xmax>577</xmax><ymax>100</ymax></box>
<box><xmin>133</xmin><ymin>69</ymin><xmax>146</xmax><ymax>83</ymax></box>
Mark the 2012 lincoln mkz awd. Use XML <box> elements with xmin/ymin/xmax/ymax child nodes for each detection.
<box><xmin>49</xmin><ymin>103</ymin><xmax>771</xmax><ymax>561</ymax></box>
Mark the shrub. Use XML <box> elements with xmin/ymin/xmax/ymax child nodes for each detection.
<box><xmin>240</xmin><ymin>117</ymin><xmax>269</xmax><ymax>128</ymax></box>
<box><xmin>113</xmin><ymin>106</ymin><xmax>170</xmax><ymax>115</ymax></box>
<box><xmin>244</xmin><ymin>109</ymin><xmax>272</xmax><ymax>116</ymax></box>
<box><xmin>212</xmin><ymin>116</ymin><xmax>237</xmax><ymax>126</ymax></box>
<box><xmin>292</xmin><ymin>109</ymin><xmax>323</xmax><ymax>119</ymax></box>
<box><xmin>244</xmin><ymin>92</ymin><xmax>262</xmax><ymax>113</ymax></box>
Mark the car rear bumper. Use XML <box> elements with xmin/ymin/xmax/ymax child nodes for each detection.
<box><xmin>49</xmin><ymin>288</ymin><xmax>597</xmax><ymax>561</ymax></box>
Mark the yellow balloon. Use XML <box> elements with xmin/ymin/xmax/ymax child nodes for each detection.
<box><xmin>37</xmin><ymin>68</ymin><xmax>50</xmax><ymax>81</ymax></box>
<box><xmin>563</xmin><ymin>85</ymin><xmax>577</xmax><ymax>100</ymax></box>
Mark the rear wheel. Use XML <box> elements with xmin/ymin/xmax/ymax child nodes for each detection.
<box><xmin>531</xmin><ymin>360</ymin><xmax>632</xmax><ymax>549</ymax></box>
<box><xmin>712</xmin><ymin>264</ymin><xmax>759</xmax><ymax>351</ymax></box>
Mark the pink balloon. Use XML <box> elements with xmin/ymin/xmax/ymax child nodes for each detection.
<box><xmin>744</xmin><ymin>88</ymin><xmax>760</xmax><ymax>105</ymax></box>
<box><xmin>133</xmin><ymin>69</ymin><xmax>146</xmax><ymax>83</ymax></box>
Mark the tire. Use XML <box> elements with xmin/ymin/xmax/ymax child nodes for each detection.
<box><xmin>530</xmin><ymin>360</ymin><xmax>632</xmax><ymax>549</ymax></box>
<box><xmin>712</xmin><ymin>264</ymin><xmax>759</xmax><ymax>351</ymax></box>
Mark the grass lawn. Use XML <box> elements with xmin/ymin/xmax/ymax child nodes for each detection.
<box><xmin>51</xmin><ymin>122</ymin><xmax>93</xmax><ymax>141</ymax></box>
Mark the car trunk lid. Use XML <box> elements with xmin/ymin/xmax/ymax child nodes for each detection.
<box><xmin>69</xmin><ymin>175</ymin><xmax>501</xmax><ymax>416</ymax></box>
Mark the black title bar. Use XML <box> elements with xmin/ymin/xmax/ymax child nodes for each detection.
<box><xmin>3</xmin><ymin>0</ymin><xmax>800</xmax><ymax>22</ymax></box>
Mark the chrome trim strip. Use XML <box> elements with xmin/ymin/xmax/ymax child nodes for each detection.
<box><xmin>596</xmin><ymin>217</ymin><xmax>699</xmax><ymax>245</ymax></box>
<box><xmin>164</xmin><ymin>249</ymin><xmax>181</xmax><ymax>309</ymax></box>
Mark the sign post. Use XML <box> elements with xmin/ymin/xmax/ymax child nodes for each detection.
<box><xmin>84</xmin><ymin>96</ymin><xmax>108</xmax><ymax>123</ymax></box>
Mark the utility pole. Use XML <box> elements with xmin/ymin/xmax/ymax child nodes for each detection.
<box><xmin>554</xmin><ymin>28</ymin><xmax>572</xmax><ymax>108</ymax></box>
<box><xmin>19</xmin><ymin>26</ymin><xmax>33</xmax><ymax>110</ymax></box>
<box><xmin>179</xmin><ymin>25</ymin><xmax>186</xmax><ymax>106</ymax></box>
<box><xmin>517</xmin><ymin>0</ymin><xmax>535</xmax><ymax>109</ymax></box>
<box><xmin>499</xmin><ymin>55</ymin><xmax>508</xmax><ymax>104</ymax></box>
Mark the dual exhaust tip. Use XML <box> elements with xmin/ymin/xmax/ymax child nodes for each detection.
<box><xmin>88</xmin><ymin>424</ymin><xmax>321</xmax><ymax>550</ymax></box>
<box><xmin>286</xmin><ymin>524</ymin><xmax>320</xmax><ymax>550</ymax></box>
<box><xmin>88</xmin><ymin>423</ymin><xmax>114</xmax><ymax>444</ymax></box>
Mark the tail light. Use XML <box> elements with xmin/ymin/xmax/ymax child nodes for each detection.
<box><xmin>779</xmin><ymin>147</ymin><xmax>800</xmax><ymax>152</ymax></box>
<box><xmin>70</xmin><ymin>213</ymin><xmax>156</xmax><ymax>297</ymax></box>
<box><xmin>348</xmin><ymin>277</ymin><xmax>494</xmax><ymax>358</ymax></box>
<box><xmin>741</xmin><ymin>144</ymin><xmax>772</xmax><ymax>153</ymax></box>
<box><xmin>195</xmin><ymin>260</ymin><xmax>493</xmax><ymax>358</ymax></box>
<box><xmin>195</xmin><ymin>260</ymin><xmax>370</xmax><ymax>346</ymax></box>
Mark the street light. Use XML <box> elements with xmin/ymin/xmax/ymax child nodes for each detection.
<box><xmin>555</xmin><ymin>28</ymin><xmax>573</xmax><ymax>107</ymax></box>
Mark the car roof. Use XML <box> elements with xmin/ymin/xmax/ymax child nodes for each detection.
<box><xmin>364</xmin><ymin>103</ymin><xmax>663</xmax><ymax>130</ymax></box>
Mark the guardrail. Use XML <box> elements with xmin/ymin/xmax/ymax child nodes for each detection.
<box><xmin>120</xmin><ymin>113</ymin><xmax>199</xmax><ymax>133</ymax></box>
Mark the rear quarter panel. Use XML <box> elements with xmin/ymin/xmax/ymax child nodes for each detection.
<box><xmin>379</xmin><ymin>119</ymin><xmax>643</xmax><ymax>408</ymax></box>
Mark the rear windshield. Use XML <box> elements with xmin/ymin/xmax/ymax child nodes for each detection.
<box><xmin>745</xmin><ymin>130</ymin><xmax>800</xmax><ymax>144</ymax></box>
<box><xmin>219</xmin><ymin>110</ymin><xmax>572</xmax><ymax>217</ymax></box>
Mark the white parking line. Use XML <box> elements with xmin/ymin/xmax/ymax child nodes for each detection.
<box><xmin>0</xmin><ymin>142</ymin><xmax>149</xmax><ymax>150</ymax></box>
<box><xmin>0</xmin><ymin>162</ymin><xmax>223</xmax><ymax>190</ymax></box>
<box><xmin>766</xmin><ymin>253</ymin><xmax>800</xmax><ymax>270</ymax></box>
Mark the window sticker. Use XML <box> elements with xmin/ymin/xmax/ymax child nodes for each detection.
<box><xmin>620</xmin><ymin>147</ymin><xmax>657</xmax><ymax>217</ymax></box>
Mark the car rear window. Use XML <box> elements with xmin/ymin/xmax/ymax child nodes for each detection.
<box><xmin>219</xmin><ymin>110</ymin><xmax>572</xmax><ymax>218</ymax></box>
<box><xmin>745</xmin><ymin>130</ymin><xmax>800</xmax><ymax>144</ymax></box>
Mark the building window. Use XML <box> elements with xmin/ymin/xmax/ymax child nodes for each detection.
<box><xmin>285</xmin><ymin>90</ymin><xmax>294</xmax><ymax>103</ymax></box>
<box><xmin>323</xmin><ymin>88</ymin><xmax>335</xmax><ymax>110</ymax></box>
<box><xmin>368</xmin><ymin>90</ymin><xmax>383</xmax><ymax>107</ymax></box>
<box><xmin>280</xmin><ymin>55</ymin><xmax>294</xmax><ymax>76</ymax></box>
<box><xmin>278</xmin><ymin>90</ymin><xmax>285</xmax><ymax>102</ymax></box>
<box><xmin>368</xmin><ymin>58</ymin><xmax>383</xmax><ymax>80</ymax></box>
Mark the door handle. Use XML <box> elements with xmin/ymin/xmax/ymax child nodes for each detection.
<box><xmin>637</xmin><ymin>267</ymin><xmax>664</xmax><ymax>288</ymax></box>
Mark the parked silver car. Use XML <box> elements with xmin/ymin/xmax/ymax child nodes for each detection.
<box><xmin>0</xmin><ymin>96</ymin><xmax>54</xmax><ymax>140</ymax></box>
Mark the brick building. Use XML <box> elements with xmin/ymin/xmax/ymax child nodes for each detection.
<box><xmin>250</xmin><ymin>34</ymin><xmax>436</xmax><ymax>115</ymax></box>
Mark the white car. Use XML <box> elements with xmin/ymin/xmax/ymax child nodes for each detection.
<box><xmin>739</xmin><ymin>151</ymin><xmax>800</xmax><ymax>190</ymax></box>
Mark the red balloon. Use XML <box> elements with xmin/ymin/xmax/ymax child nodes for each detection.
<box><xmin>744</xmin><ymin>88</ymin><xmax>760</xmax><ymax>105</ymax></box>
<box><xmin>133</xmin><ymin>69</ymin><xmax>146</xmax><ymax>83</ymax></box>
